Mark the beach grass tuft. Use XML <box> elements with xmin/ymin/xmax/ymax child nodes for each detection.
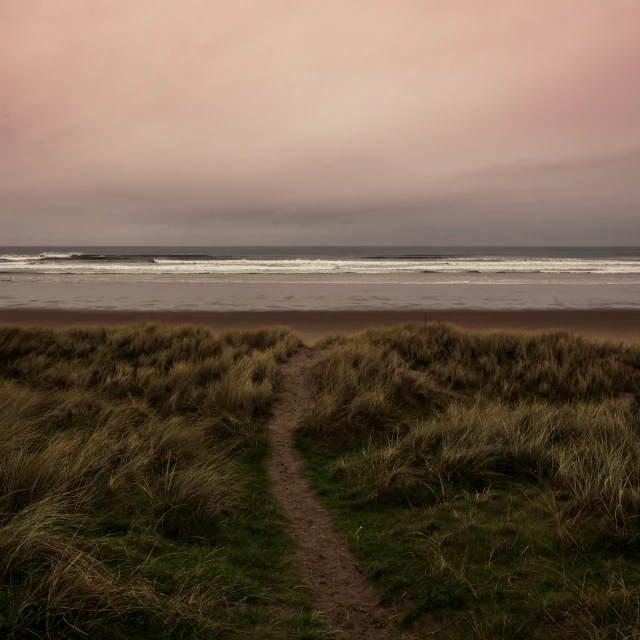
<box><xmin>299</xmin><ymin>322</ymin><xmax>640</xmax><ymax>637</ymax></box>
<box><xmin>0</xmin><ymin>323</ymin><xmax>327</xmax><ymax>639</ymax></box>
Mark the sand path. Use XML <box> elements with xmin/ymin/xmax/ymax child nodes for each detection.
<box><xmin>266</xmin><ymin>347</ymin><xmax>392</xmax><ymax>639</ymax></box>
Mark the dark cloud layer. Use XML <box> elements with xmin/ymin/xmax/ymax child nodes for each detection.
<box><xmin>2</xmin><ymin>151</ymin><xmax>638</xmax><ymax>245</ymax></box>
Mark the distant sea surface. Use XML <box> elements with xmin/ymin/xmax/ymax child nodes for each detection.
<box><xmin>1</xmin><ymin>247</ymin><xmax>639</xmax><ymax>310</ymax></box>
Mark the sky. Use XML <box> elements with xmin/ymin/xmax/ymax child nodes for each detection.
<box><xmin>1</xmin><ymin>1</ymin><xmax>640</xmax><ymax>245</ymax></box>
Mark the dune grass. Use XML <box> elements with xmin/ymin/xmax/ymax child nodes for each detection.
<box><xmin>300</xmin><ymin>323</ymin><xmax>640</xmax><ymax>638</ymax></box>
<box><xmin>0</xmin><ymin>324</ymin><xmax>327</xmax><ymax>639</ymax></box>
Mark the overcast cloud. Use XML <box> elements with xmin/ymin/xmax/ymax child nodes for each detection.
<box><xmin>1</xmin><ymin>1</ymin><xmax>639</xmax><ymax>245</ymax></box>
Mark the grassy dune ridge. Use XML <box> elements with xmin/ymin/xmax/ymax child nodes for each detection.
<box><xmin>0</xmin><ymin>324</ymin><xmax>326</xmax><ymax>639</ymax></box>
<box><xmin>4</xmin><ymin>320</ymin><xmax>640</xmax><ymax>638</ymax></box>
<box><xmin>301</xmin><ymin>323</ymin><xmax>640</xmax><ymax>638</ymax></box>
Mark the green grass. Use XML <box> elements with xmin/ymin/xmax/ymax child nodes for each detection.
<box><xmin>0</xmin><ymin>324</ymin><xmax>328</xmax><ymax>639</ymax></box>
<box><xmin>299</xmin><ymin>322</ymin><xmax>640</xmax><ymax>638</ymax></box>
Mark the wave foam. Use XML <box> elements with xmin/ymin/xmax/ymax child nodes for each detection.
<box><xmin>0</xmin><ymin>253</ymin><xmax>639</xmax><ymax>275</ymax></box>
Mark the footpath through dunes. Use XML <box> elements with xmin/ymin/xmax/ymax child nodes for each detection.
<box><xmin>267</xmin><ymin>347</ymin><xmax>387</xmax><ymax>639</ymax></box>
<box><xmin>267</xmin><ymin>348</ymin><xmax>420</xmax><ymax>640</ymax></box>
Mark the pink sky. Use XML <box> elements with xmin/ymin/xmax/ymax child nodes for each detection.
<box><xmin>1</xmin><ymin>1</ymin><xmax>640</xmax><ymax>244</ymax></box>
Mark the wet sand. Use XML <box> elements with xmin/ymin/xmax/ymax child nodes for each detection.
<box><xmin>0</xmin><ymin>308</ymin><xmax>639</xmax><ymax>344</ymax></box>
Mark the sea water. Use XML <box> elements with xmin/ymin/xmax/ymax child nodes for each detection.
<box><xmin>1</xmin><ymin>247</ymin><xmax>639</xmax><ymax>310</ymax></box>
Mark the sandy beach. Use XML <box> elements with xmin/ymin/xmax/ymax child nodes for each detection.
<box><xmin>1</xmin><ymin>308</ymin><xmax>638</xmax><ymax>344</ymax></box>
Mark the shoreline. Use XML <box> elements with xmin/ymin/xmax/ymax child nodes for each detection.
<box><xmin>0</xmin><ymin>308</ymin><xmax>639</xmax><ymax>344</ymax></box>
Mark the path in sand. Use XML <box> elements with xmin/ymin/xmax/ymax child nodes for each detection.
<box><xmin>266</xmin><ymin>348</ymin><xmax>391</xmax><ymax>639</ymax></box>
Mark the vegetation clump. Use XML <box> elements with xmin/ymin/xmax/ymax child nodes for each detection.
<box><xmin>0</xmin><ymin>324</ymin><xmax>326</xmax><ymax>639</ymax></box>
<box><xmin>300</xmin><ymin>323</ymin><xmax>640</xmax><ymax>638</ymax></box>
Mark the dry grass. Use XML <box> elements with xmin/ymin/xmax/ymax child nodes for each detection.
<box><xmin>305</xmin><ymin>324</ymin><xmax>640</xmax><ymax>541</ymax></box>
<box><xmin>300</xmin><ymin>323</ymin><xmax>640</xmax><ymax>637</ymax></box>
<box><xmin>359</xmin><ymin>322</ymin><xmax>639</xmax><ymax>400</ymax></box>
<box><xmin>0</xmin><ymin>324</ymin><xmax>312</xmax><ymax>638</ymax></box>
<box><xmin>336</xmin><ymin>400</ymin><xmax>640</xmax><ymax>540</ymax></box>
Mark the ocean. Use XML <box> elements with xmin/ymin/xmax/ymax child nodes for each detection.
<box><xmin>1</xmin><ymin>246</ymin><xmax>639</xmax><ymax>311</ymax></box>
